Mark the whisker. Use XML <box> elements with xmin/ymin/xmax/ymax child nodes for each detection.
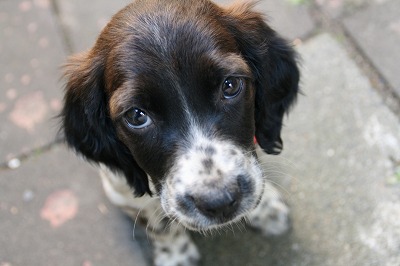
<box><xmin>166</xmin><ymin>215</ymin><xmax>180</xmax><ymax>233</ymax></box>
<box><xmin>257</xmin><ymin>150</ymin><xmax>298</xmax><ymax>166</ymax></box>
<box><xmin>150</xmin><ymin>207</ymin><xmax>168</xmax><ymax>234</ymax></box>
<box><xmin>133</xmin><ymin>197</ymin><xmax>157</xmax><ymax>238</ymax></box>
<box><xmin>263</xmin><ymin>179</ymin><xmax>292</xmax><ymax>198</ymax></box>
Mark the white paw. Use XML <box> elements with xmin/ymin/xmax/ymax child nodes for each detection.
<box><xmin>247</xmin><ymin>183</ymin><xmax>291</xmax><ymax>236</ymax></box>
<box><xmin>153</xmin><ymin>232</ymin><xmax>200</xmax><ymax>266</ymax></box>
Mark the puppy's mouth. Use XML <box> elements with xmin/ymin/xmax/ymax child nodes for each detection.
<box><xmin>176</xmin><ymin>212</ymin><xmax>248</xmax><ymax>232</ymax></box>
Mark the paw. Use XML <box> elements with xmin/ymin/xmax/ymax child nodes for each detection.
<box><xmin>153</xmin><ymin>232</ymin><xmax>200</xmax><ymax>266</ymax></box>
<box><xmin>247</xmin><ymin>183</ymin><xmax>291</xmax><ymax>236</ymax></box>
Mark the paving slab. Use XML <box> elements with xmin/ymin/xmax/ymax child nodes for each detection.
<box><xmin>193</xmin><ymin>33</ymin><xmax>400</xmax><ymax>266</ymax></box>
<box><xmin>54</xmin><ymin>0</ymin><xmax>132</xmax><ymax>52</ymax></box>
<box><xmin>0</xmin><ymin>145</ymin><xmax>147</xmax><ymax>266</ymax></box>
<box><xmin>343</xmin><ymin>0</ymin><xmax>400</xmax><ymax>97</ymax></box>
<box><xmin>217</xmin><ymin>0</ymin><xmax>315</xmax><ymax>40</ymax></box>
<box><xmin>285</xmin><ymin>33</ymin><xmax>400</xmax><ymax>265</ymax></box>
<box><xmin>315</xmin><ymin>0</ymin><xmax>373</xmax><ymax>18</ymax></box>
<box><xmin>0</xmin><ymin>0</ymin><xmax>65</xmax><ymax>163</ymax></box>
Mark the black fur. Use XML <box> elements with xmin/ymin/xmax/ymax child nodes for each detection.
<box><xmin>222</xmin><ymin>7</ymin><xmax>299</xmax><ymax>155</ymax></box>
<box><xmin>61</xmin><ymin>53</ymin><xmax>151</xmax><ymax>196</ymax></box>
<box><xmin>60</xmin><ymin>0</ymin><xmax>299</xmax><ymax>197</ymax></box>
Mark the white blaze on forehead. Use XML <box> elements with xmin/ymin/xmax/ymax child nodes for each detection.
<box><xmin>169</xmin><ymin>51</ymin><xmax>251</xmax><ymax>130</ymax></box>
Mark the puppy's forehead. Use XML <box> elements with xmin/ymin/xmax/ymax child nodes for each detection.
<box><xmin>111</xmin><ymin>0</ymin><xmax>239</xmax><ymax>66</ymax></box>
<box><xmin>107</xmin><ymin>2</ymin><xmax>252</xmax><ymax>118</ymax></box>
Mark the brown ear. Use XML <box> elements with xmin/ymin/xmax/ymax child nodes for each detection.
<box><xmin>222</xmin><ymin>3</ymin><xmax>300</xmax><ymax>154</ymax></box>
<box><xmin>61</xmin><ymin>51</ymin><xmax>151</xmax><ymax>196</ymax></box>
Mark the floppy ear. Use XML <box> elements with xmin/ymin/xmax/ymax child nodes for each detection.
<box><xmin>223</xmin><ymin>4</ymin><xmax>300</xmax><ymax>155</ymax></box>
<box><xmin>61</xmin><ymin>51</ymin><xmax>151</xmax><ymax>196</ymax></box>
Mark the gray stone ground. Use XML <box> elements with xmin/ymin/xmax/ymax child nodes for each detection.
<box><xmin>1</xmin><ymin>0</ymin><xmax>400</xmax><ymax>265</ymax></box>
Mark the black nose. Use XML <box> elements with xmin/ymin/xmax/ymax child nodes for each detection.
<box><xmin>187</xmin><ymin>189</ymin><xmax>241</xmax><ymax>219</ymax></box>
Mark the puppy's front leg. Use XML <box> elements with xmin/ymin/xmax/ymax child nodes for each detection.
<box><xmin>99</xmin><ymin>166</ymin><xmax>200</xmax><ymax>266</ymax></box>
<box><xmin>148</xmin><ymin>222</ymin><xmax>200</xmax><ymax>266</ymax></box>
<box><xmin>124</xmin><ymin>205</ymin><xmax>200</xmax><ymax>266</ymax></box>
<box><xmin>247</xmin><ymin>182</ymin><xmax>291</xmax><ymax>236</ymax></box>
<box><xmin>128</xmin><ymin>208</ymin><xmax>200</xmax><ymax>266</ymax></box>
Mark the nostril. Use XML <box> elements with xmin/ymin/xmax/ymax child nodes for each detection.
<box><xmin>202</xmin><ymin>207</ymin><xmax>218</xmax><ymax>217</ymax></box>
<box><xmin>185</xmin><ymin>195</ymin><xmax>195</xmax><ymax>203</ymax></box>
<box><xmin>229</xmin><ymin>198</ymin><xmax>238</xmax><ymax>208</ymax></box>
<box><xmin>189</xmin><ymin>190</ymin><xmax>241</xmax><ymax>219</ymax></box>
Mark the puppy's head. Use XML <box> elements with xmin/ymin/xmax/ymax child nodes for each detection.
<box><xmin>61</xmin><ymin>0</ymin><xmax>299</xmax><ymax>230</ymax></box>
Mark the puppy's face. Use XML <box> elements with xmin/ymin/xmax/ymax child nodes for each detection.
<box><xmin>62</xmin><ymin>0</ymin><xmax>299</xmax><ymax>230</ymax></box>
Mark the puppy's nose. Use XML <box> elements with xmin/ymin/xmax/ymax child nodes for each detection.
<box><xmin>187</xmin><ymin>189</ymin><xmax>241</xmax><ymax>219</ymax></box>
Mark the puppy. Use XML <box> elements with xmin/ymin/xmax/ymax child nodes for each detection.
<box><xmin>61</xmin><ymin>0</ymin><xmax>299</xmax><ymax>265</ymax></box>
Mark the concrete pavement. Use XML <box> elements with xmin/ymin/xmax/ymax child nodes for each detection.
<box><xmin>1</xmin><ymin>0</ymin><xmax>400</xmax><ymax>265</ymax></box>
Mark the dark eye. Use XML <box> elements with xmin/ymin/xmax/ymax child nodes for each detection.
<box><xmin>222</xmin><ymin>77</ymin><xmax>244</xmax><ymax>99</ymax></box>
<box><xmin>124</xmin><ymin>108</ymin><xmax>153</xmax><ymax>129</ymax></box>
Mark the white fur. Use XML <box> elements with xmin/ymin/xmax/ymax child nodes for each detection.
<box><xmin>99</xmin><ymin>146</ymin><xmax>290</xmax><ymax>266</ymax></box>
